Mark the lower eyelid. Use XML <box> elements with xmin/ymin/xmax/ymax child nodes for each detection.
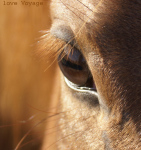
<box><xmin>64</xmin><ymin>77</ymin><xmax>98</xmax><ymax>94</ymax></box>
<box><xmin>64</xmin><ymin>77</ymin><xmax>100</xmax><ymax>107</ymax></box>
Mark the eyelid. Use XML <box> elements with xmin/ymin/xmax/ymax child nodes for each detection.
<box><xmin>64</xmin><ymin>77</ymin><xmax>98</xmax><ymax>95</ymax></box>
<box><xmin>50</xmin><ymin>25</ymin><xmax>80</xmax><ymax>50</ymax></box>
<box><xmin>51</xmin><ymin>25</ymin><xmax>74</xmax><ymax>42</ymax></box>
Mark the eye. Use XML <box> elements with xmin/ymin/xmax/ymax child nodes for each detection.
<box><xmin>58</xmin><ymin>44</ymin><xmax>97</xmax><ymax>91</ymax></box>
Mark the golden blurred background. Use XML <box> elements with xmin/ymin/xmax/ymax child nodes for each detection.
<box><xmin>0</xmin><ymin>0</ymin><xmax>56</xmax><ymax>149</ymax></box>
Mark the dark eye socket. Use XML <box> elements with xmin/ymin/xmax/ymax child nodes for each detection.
<box><xmin>58</xmin><ymin>44</ymin><xmax>97</xmax><ymax>91</ymax></box>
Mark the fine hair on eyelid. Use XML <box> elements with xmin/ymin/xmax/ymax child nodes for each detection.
<box><xmin>37</xmin><ymin>31</ymin><xmax>66</xmax><ymax>59</ymax></box>
<box><xmin>37</xmin><ymin>31</ymin><xmax>78</xmax><ymax>62</ymax></box>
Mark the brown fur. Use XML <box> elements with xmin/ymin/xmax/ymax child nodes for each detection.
<box><xmin>0</xmin><ymin>0</ymin><xmax>57</xmax><ymax>149</ymax></box>
<box><xmin>42</xmin><ymin>0</ymin><xmax>141</xmax><ymax>149</ymax></box>
<box><xmin>1</xmin><ymin>0</ymin><xmax>141</xmax><ymax>149</ymax></box>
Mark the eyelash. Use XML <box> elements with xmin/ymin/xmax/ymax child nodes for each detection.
<box><xmin>37</xmin><ymin>31</ymin><xmax>67</xmax><ymax>60</ymax></box>
<box><xmin>38</xmin><ymin>31</ymin><xmax>97</xmax><ymax>91</ymax></box>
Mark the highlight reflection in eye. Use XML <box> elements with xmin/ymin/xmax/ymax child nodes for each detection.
<box><xmin>58</xmin><ymin>44</ymin><xmax>97</xmax><ymax>91</ymax></box>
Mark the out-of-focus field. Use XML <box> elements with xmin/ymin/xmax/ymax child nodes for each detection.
<box><xmin>0</xmin><ymin>0</ymin><xmax>56</xmax><ymax>149</ymax></box>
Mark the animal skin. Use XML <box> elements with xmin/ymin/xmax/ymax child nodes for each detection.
<box><xmin>42</xmin><ymin>0</ymin><xmax>141</xmax><ymax>149</ymax></box>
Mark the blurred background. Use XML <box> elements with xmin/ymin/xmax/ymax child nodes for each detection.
<box><xmin>0</xmin><ymin>0</ymin><xmax>56</xmax><ymax>149</ymax></box>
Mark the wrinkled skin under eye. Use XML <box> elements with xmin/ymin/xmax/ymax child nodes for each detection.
<box><xmin>58</xmin><ymin>45</ymin><xmax>97</xmax><ymax>91</ymax></box>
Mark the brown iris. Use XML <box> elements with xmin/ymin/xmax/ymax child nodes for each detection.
<box><xmin>58</xmin><ymin>45</ymin><xmax>96</xmax><ymax>90</ymax></box>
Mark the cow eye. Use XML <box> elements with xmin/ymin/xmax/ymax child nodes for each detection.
<box><xmin>58</xmin><ymin>45</ymin><xmax>96</xmax><ymax>91</ymax></box>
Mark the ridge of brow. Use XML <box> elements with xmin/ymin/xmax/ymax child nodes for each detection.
<box><xmin>60</xmin><ymin>0</ymin><xmax>85</xmax><ymax>22</ymax></box>
<box><xmin>76</xmin><ymin>0</ymin><xmax>94</xmax><ymax>12</ymax></box>
<box><xmin>64</xmin><ymin>3</ymin><xmax>93</xmax><ymax>21</ymax></box>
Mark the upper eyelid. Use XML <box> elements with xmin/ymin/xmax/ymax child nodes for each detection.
<box><xmin>50</xmin><ymin>25</ymin><xmax>80</xmax><ymax>50</ymax></box>
<box><xmin>50</xmin><ymin>25</ymin><xmax>74</xmax><ymax>42</ymax></box>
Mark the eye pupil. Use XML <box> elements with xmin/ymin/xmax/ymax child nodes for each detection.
<box><xmin>58</xmin><ymin>46</ymin><xmax>96</xmax><ymax>91</ymax></box>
